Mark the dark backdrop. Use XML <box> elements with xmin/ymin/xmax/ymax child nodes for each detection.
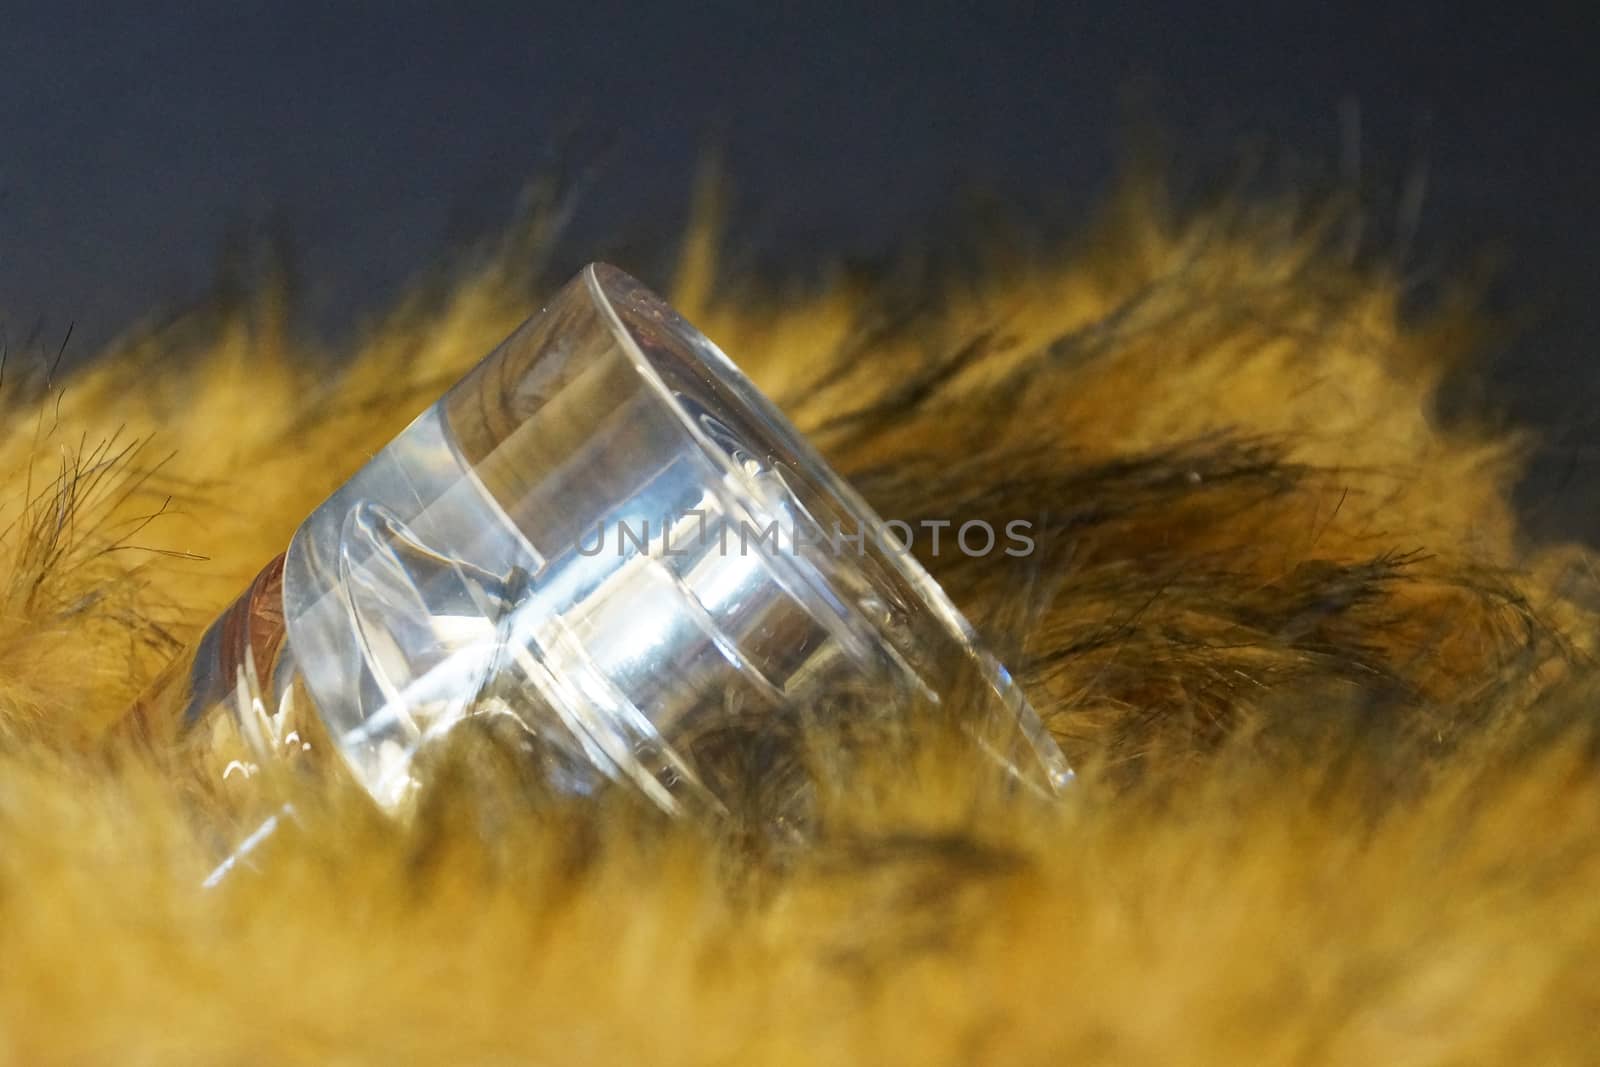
<box><xmin>1</xmin><ymin>1</ymin><xmax>1594</xmax><ymax>540</ymax></box>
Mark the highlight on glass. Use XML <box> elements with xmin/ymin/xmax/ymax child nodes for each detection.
<box><xmin>120</xmin><ymin>264</ymin><xmax>1072</xmax><ymax>828</ymax></box>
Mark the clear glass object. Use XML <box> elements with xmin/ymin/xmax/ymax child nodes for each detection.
<box><xmin>124</xmin><ymin>265</ymin><xmax>1070</xmax><ymax>823</ymax></box>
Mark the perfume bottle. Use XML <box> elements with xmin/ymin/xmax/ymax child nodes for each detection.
<box><xmin>124</xmin><ymin>265</ymin><xmax>1070</xmax><ymax>826</ymax></box>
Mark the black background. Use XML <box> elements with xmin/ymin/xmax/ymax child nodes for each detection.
<box><xmin>2</xmin><ymin>2</ymin><xmax>1594</xmax><ymax>540</ymax></box>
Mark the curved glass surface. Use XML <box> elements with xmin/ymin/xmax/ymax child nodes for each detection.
<box><xmin>135</xmin><ymin>265</ymin><xmax>1071</xmax><ymax>820</ymax></box>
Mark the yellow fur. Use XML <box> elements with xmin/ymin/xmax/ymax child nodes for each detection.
<box><xmin>0</xmin><ymin>172</ymin><xmax>1594</xmax><ymax>1063</ymax></box>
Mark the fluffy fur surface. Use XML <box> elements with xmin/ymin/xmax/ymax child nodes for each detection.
<box><xmin>2</xmin><ymin>170</ymin><xmax>1597</xmax><ymax>1064</ymax></box>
